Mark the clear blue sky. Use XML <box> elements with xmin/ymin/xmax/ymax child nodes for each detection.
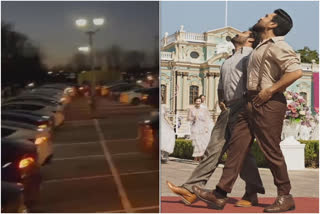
<box><xmin>161</xmin><ymin>1</ymin><xmax>319</xmax><ymax>52</ymax></box>
<box><xmin>2</xmin><ymin>1</ymin><xmax>159</xmax><ymax>67</ymax></box>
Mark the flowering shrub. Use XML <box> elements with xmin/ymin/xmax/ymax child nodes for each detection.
<box><xmin>284</xmin><ymin>91</ymin><xmax>314</xmax><ymax>126</ymax></box>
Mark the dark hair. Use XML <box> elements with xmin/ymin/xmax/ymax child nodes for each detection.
<box><xmin>248</xmin><ymin>28</ymin><xmax>261</xmax><ymax>49</ymax></box>
<box><xmin>194</xmin><ymin>97</ymin><xmax>201</xmax><ymax>102</ymax></box>
<box><xmin>199</xmin><ymin>94</ymin><xmax>205</xmax><ymax>98</ymax></box>
<box><xmin>272</xmin><ymin>9</ymin><xmax>293</xmax><ymax>36</ymax></box>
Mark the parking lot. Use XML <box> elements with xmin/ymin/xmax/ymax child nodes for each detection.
<box><xmin>32</xmin><ymin>96</ymin><xmax>159</xmax><ymax>213</ymax></box>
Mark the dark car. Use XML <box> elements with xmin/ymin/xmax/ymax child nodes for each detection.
<box><xmin>2</xmin><ymin>110</ymin><xmax>54</xmax><ymax>130</ymax></box>
<box><xmin>138</xmin><ymin>111</ymin><xmax>159</xmax><ymax>159</ymax></box>
<box><xmin>1</xmin><ymin>182</ymin><xmax>27</xmax><ymax>213</ymax></box>
<box><xmin>1</xmin><ymin>139</ymin><xmax>42</xmax><ymax>207</ymax></box>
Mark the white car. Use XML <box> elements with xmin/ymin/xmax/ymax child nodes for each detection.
<box><xmin>119</xmin><ymin>88</ymin><xmax>147</xmax><ymax>105</ymax></box>
<box><xmin>2</xmin><ymin>125</ymin><xmax>53</xmax><ymax>165</ymax></box>
<box><xmin>2</xmin><ymin>102</ymin><xmax>64</xmax><ymax>127</ymax></box>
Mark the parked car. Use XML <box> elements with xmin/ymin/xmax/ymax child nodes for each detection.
<box><xmin>21</xmin><ymin>90</ymin><xmax>70</xmax><ymax>105</ymax></box>
<box><xmin>101</xmin><ymin>81</ymin><xmax>129</xmax><ymax>96</ymax></box>
<box><xmin>5</xmin><ymin>96</ymin><xmax>62</xmax><ymax>106</ymax></box>
<box><xmin>2</xmin><ymin>102</ymin><xmax>64</xmax><ymax>126</ymax></box>
<box><xmin>2</xmin><ymin>125</ymin><xmax>53</xmax><ymax>165</ymax></box>
<box><xmin>1</xmin><ymin>182</ymin><xmax>27</xmax><ymax>213</ymax></box>
<box><xmin>2</xmin><ymin>110</ymin><xmax>54</xmax><ymax>131</ymax></box>
<box><xmin>109</xmin><ymin>84</ymin><xmax>143</xmax><ymax>101</ymax></box>
<box><xmin>2</xmin><ymin>139</ymin><xmax>41</xmax><ymax>207</ymax></box>
<box><xmin>119</xmin><ymin>88</ymin><xmax>147</xmax><ymax>105</ymax></box>
<box><xmin>137</xmin><ymin>111</ymin><xmax>159</xmax><ymax>159</ymax></box>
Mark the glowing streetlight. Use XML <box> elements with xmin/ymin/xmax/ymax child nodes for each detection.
<box><xmin>75</xmin><ymin>19</ymin><xmax>88</xmax><ymax>27</ymax></box>
<box><xmin>78</xmin><ymin>46</ymin><xmax>90</xmax><ymax>52</ymax></box>
<box><xmin>93</xmin><ymin>18</ymin><xmax>104</xmax><ymax>26</ymax></box>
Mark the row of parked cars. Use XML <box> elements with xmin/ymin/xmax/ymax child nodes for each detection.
<box><xmin>1</xmin><ymin>83</ymin><xmax>75</xmax><ymax>212</ymax></box>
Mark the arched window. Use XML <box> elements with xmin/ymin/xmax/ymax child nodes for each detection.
<box><xmin>161</xmin><ymin>84</ymin><xmax>167</xmax><ymax>104</ymax></box>
<box><xmin>189</xmin><ymin>86</ymin><xmax>199</xmax><ymax>104</ymax></box>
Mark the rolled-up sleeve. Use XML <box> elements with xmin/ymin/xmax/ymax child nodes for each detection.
<box><xmin>270</xmin><ymin>42</ymin><xmax>301</xmax><ymax>73</ymax></box>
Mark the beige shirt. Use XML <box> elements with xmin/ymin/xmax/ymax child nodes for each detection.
<box><xmin>247</xmin><ymin>36</ymin><xmax>301</xmax><ymax>91</ymax></box>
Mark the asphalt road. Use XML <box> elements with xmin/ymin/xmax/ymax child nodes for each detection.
<box><xmin>32</xmin><ymin>96</ymin><xmax>159</xmax><ymax>213</ymax></box>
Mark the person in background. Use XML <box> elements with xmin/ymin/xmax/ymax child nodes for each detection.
<box><xmin>187</xmin><ymin>97</ymin><xmax>211</xmax><ymax>162</ymax></box>
<box><xmin>160</xmin><ymin>95</ymin><xmax>176</xmax><ymax>163</ymax></box>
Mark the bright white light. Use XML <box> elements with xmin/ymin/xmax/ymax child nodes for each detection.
<box><xmin>28</xmin><ymin>82</ymin><xmax>35</xmax><ymax>87</ymax></box>
<box><xmin>147</xmin><ymin>75</ymin><xmax>153</xmax><ymax>81</ymax></box>
<box><xmin>136</xmin><ymin>80</ymin><xmax>143</xmax><ymax>84</ymax></box>
<box><xmin>78</xmin><ymin>46</ymin><xmax>90</xmax><ymax>52</ymax></box>
<box><xmin>93</xmin><ymin>18</ymin><xmax>104</xmax><ymax>26</ymax></box>
<box><xmin>48</xmin><ymin>71</ymin><xmax>53</xmax><ymax>75</ymax></box>
<box><xmin>76</xmin><ymin>19</ymin><xmax>87</xmax><ymax>27</ymax></box>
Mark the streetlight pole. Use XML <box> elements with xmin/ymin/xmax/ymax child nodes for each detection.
<box><xmin>75</xmin><ymin>18</ymin><xmax>104</xmax><ymax>107</ymax></box>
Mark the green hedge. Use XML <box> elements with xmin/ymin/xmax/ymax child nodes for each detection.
<box><xmin>171</xmin><ymin>139</ymin><xmax>319</xmax><ymax>168</ymax></box>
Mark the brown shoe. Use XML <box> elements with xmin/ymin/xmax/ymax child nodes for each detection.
<box><xmin>166</xmin><ymin>181</ymin><xmax>197</xmax><ymax>205</ymax></box>
<box><xmin>192</xmin><ymin>185</ymin><xmax>228</xmax><ymax>210</ymax></box>
<box><xmin>263</xmin><ymin>194</ymin><xmax>295</xmax><ymax>213</ymax></box>
<box><xmin>235</xmin><ymin>192</ymin><xmax>258</xmax><ymax>207</ymax></box>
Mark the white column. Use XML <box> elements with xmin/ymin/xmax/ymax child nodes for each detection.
<box><xmin>176</xmin><ymin>72</ymin><xmax>183</xmax><ymax>110</ymax></box>
<box><xmin>207</xmin><ymin>72</ymin><xmax>215</xmax><ymax>110</ymax></box>
<box><xmin>182</xmin><ymin>72</ymin><xmax>189</xmax><ymax>109</ymax></box>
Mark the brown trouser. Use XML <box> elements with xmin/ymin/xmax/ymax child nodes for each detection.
<box><xmin>217</xmin><ymin>91</ymin><xmax>291</xmax><ymax>196</ymax></box>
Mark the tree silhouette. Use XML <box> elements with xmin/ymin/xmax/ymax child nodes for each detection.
<box><xmin>1</xmin><ymin>22</ymin><xmax>47</xmax><ymax>87</ymax></box>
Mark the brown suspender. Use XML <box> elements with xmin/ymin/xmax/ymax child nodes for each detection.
<box><xmin>257</xmin><ymin>42</ymin><xmax>273</xmax><ymax>91</ymax></box>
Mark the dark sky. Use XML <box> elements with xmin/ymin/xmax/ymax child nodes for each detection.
<box><xmin>1</xmin><ymin>1</ymin><xmax>159</xmax><ymax>67</ymax></box>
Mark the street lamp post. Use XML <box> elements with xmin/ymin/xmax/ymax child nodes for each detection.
<box><xmin>75</xmin><ymin>17</ymin><xmax>105</xmax><ymax>98</ymax></box>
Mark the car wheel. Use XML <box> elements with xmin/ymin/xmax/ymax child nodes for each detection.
<box><xmin>131</xmin><ymin>98</ymin><xmax>140</xmax><ymax>105</ymax></box>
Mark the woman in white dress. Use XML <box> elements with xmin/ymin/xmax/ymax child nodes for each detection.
<box><xmin>188</xmin><ymin>97</ymin><xmax>211</xmax><ymax>162</ymax></box>
<box><xmin>160</xmin><ymin>97</ymin><xmax>176</xmax><ymax>163</ymax></box>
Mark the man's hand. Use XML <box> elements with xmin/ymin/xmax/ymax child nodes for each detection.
<box><xmin>219</xmin><ymin>102</ymin><xmax>227</xmax><ymax>111</ymax></box>
<box><xmin>253</xmin><ymin>87</ymin><xmax>273</xmax><ymax>106</ymax></box>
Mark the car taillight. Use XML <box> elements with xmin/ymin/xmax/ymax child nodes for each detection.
<box><xmin>35</xmin><ymin>137</ymin><xmax>48</xmax><ymax>145</ymax></box>
<box><xmin>19</xmin><ymin>157</ymin><xmax>35</xmax><ymax>169</ymax></box>
<box><xmin>142</xmin><ymin>94</ymin><xmax>148</xmax><ymax>100</ymax></box>
<box><xmin>140</xmin><ymin>124</ymin><xmax>154</xmax><ymax>152</ymax></box>
<box><xmin>38</xmin><ymin>124</ymin><xmax>47</xmax><ymax>129</ymax></box>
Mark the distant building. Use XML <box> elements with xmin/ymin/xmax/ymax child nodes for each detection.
<box><xmin>161</xmin><ymin>26</ymin><xmax>319</xmax><ymax>137</ymax></box>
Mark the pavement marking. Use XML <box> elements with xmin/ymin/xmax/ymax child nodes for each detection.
<box><xmin>112</xmin><ymin>152</ymin><xmax>141</xmax><ymax>157</ymax></box>
<box><xmin>43</xmin><ymin>174</ymin><xmax>113</xmax><ymax>184</ymax></box>
<box><xmin>52</xmin><ymin>154</ymin><xmax>105</xmax><ymax>161</ymax></box>
<box><xmin>100</xmin><ymin>205</ymin><xmax>159</xmax><ymax>213</ymax></box>
<box><xmin>119</xmin><ymin>170</ymin><xmax>159</xmax><ymax>176</ymax></box>
<box><xmin>43</xmin><ymin>170</ymin><xmax>159</xmax><ymax>184</ymax></box>
<box><xmin>51</xmin><ymin>152</ymin><xmax>145</xmax><ymax>161</ymax></box>
<box><xmin>94</xmin><ymin>119</ymin><xmax>134</xmax><ymax>213</ymax></box>
<box><xmin>104</xmin><ymin>138</ymin><xmax>139</xmax><ymax>143</ymax></box>
<box><xmin>53</xmin><ymin>141</ymin><xmax>99</xmax><ymax>146</ymax></box>
<box><xmin>64</xmin><ymin>119</ymin><xmax>95</xmax><ymax>125</ymax></box>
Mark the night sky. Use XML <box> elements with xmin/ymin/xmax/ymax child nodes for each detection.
<box><xmin>1</xmin><ymin>1</ymin><xmax>159</xmax><ymax>67</ymax></box>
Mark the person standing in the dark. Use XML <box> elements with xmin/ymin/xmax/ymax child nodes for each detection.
<box><xmin>193</xmin><ymin>9</ymin><xmax>303</xmax><ymax>213</ymax></box>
